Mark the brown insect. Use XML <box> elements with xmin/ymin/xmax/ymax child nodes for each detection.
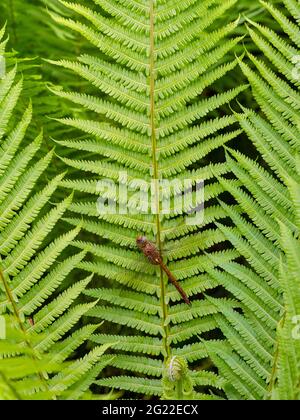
<box><xmin>136</xmin><ymin>236</ymin><xmax>191</xmax><ymax>305</ymax></box>
<box><xmin>28</xmin><ymin>317</ymin><xmax>34</xmax><ymax>326</ymax></box>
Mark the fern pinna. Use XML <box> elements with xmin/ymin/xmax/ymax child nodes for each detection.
<box><xmin>206</xmin><ymin>0</ymin><xmax>300</xmax><ymax>400</ymax></box>
<box><xmin>0</xmin><ymin>28</ymin><xmax>111</xmax><ymax>400</ymax></box>
<box><xmin>50</xmin><ymin>0</ymin><xmax>246</xmax><ymax>398</ymax></box>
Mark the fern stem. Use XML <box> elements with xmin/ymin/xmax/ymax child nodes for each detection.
<box><xmin>0</xmin><ymin>371</ymin><xmax>22</xmax><ymax>400</ymax></box>
<box><xmin>176</xmin><ymin>379</ymin><xmax>183</xmax><ymax>400</ymax></box>
<box><xmin>149</xmin><ymin>0</ymin><xmax>170</xmax><ymax>358</ymax></box>
<box><xmin>266</xmin><ymin>315</ymin><xmax>284</xmax><ymax>399</ymax></box>
<box><xmin>0</xmin><ymin>266</ymin><xmax>48</xmax><ymax>390</ymax></box>
<box><xmin>0</xmin><ymin>268</ymin><xmax>27</xmax><ymax>337</ymax></box>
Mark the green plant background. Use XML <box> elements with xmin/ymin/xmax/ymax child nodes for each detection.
<box><xmin>0</xmin><ymin>0</ymin><xmax>299</xmax><ymax>400</ymax></box>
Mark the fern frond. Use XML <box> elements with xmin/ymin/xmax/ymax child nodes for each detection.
<box><xmin>207</xmin><ymin>0</ymin><xmax>300</xmax><ymax>400</ymax></box>
<box><xmin>0</xmin><ymin>39</ymin><xmax>110</xmax><ymax>399</ymax></box>
<box><xmin>96</xmin><ymin>376</ymin><xmax>162</xmax><ymax>396</ymax></box>
<box><xmin>51</xmin><ymin>0</ymin><xmax>246</xmax><ymax>398</ymax></box>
